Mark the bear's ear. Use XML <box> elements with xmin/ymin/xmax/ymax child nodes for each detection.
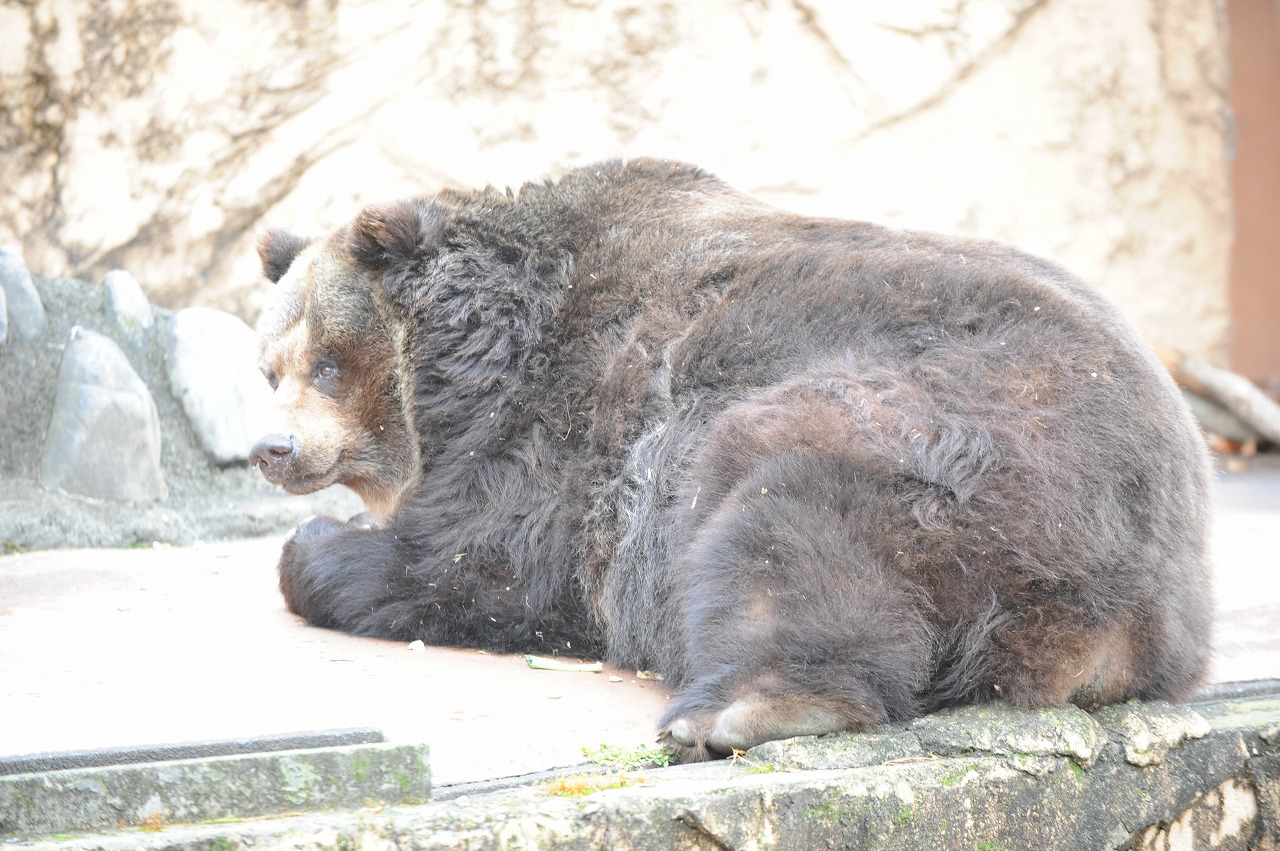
<box><xmin>349</xmin><ymin>199</ymin><xmax>444</xmax><ymax>270</ymax></box>
<box><xmin>257</xmin><ymin>229</ymin><xmax>313</xmax><ymax>284</ymax></box>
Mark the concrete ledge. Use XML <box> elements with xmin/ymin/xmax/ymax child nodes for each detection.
<box><xmin>15</xmin><ymin>685</ymin><xmax>1280</xmax><ymax>850</ymax></box>
<box><xmin>0</xmin><ymin>729</ymin><xmax>386</xmax><ymax>776</ymax></box>
<box><xmin>1</xmin><ymin>742</ymin><xmax>430</xmax><ymax>840</ymax></box>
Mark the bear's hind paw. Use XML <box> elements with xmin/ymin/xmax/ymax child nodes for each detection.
<box><xmin>660</xmin><ymin>696</ymin><xmax>852</xmax><ymax>762</ymax></box>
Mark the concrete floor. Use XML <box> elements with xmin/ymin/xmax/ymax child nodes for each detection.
<box><xmin>1</xmin><ymin>458</ymin><xmax>1276</xmax><ymax>786</ymax></box>
<box><xmin>1204</xmin><ymin>455</ymin><xmax>1280</xmax><ymax>685</ymax></box>
<box><xmin>0</xmin><ymin>537</ymin><xmax>668</xmax><ymax>786</ymax></box>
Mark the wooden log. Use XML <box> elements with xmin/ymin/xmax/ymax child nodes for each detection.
<box><xmin>1179</xmin><ymin>388</ymin><xmax>1260</xmax><ymax>443</ymax></box>
<box><xmin>1157</xmin><ymin>347</ymin><xmax>1280</xmax><ymax>444</ymax></box>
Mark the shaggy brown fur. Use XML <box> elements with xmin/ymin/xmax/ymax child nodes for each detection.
<box><xmin>251</xmin><ymin>158</ymin><xmax>1213</xmax><ymax>760</ymax></box>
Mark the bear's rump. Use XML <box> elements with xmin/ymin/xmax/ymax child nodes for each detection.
<box><xmin>617</xmin><ymin>348</ymin><xmax>1207</xmax><ymax>712</ymax></box>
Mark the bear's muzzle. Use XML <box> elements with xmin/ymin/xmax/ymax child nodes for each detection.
<box><xmin>250</xmin><ymin>433</ymin><xmax>298</xmax><ymax>483</ymax></box>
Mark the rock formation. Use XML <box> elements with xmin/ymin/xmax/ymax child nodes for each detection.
<box><xmin>0</xmin><ymin>250</ymin><xmax>359</xmax><ymax>551</ymax></box>
<box><xmin>0</xmin><ymin>0</ymin><xmax>1232</xmax><ymax>361</ymax></box>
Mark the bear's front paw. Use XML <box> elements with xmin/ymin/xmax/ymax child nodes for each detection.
<box><xmin>278</xmin><ymin>515</ymin><xmax>348</xmax><ymax>618</ymax></box>
<box><xmin>289</xmin><ymin>514</ymin><xmax>350</xmax><ymax>545</ymax></box>
<box><xmin>347</xmin><ymin>511</ymin><xmax>377</xmax><ymax>530</ymax></box>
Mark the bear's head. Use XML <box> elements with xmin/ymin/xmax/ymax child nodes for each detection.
<box><xmin>250</xmin><ymin>202</ymin><xmax>436</xmax><ymax>518</ymax></box>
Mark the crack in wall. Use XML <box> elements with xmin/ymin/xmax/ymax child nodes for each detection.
<box><xmin>829</xmin><ymin>0</ymin><xmax>1056</xmax><ymax>142</ymax></box>
<box><xmin>673</xmin><ymin>809</ymin><xmax>735</xmax><ymax>850</ymax></box>
<box><xmin>787</xmin><ymin>0</ymin><xmax>874</xmax><ymax>101</ymax></box>
<box><xmin>876</xmin><ymin>0</ymin><xmax>979</xmax><ymax>64</ymax></box>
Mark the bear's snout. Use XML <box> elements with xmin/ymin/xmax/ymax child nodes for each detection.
<box><xmin>250</xmin><ymin>433</ymin><xmax>297</xmax><ymax>481</ymax></box>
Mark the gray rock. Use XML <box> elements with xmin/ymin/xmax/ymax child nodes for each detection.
<box><xmin>165</xmin><ymin>307</ymin><xmax>273</xmax><ymax>464</ymax></box>
<box><xmin>0</xmin><ymin>284</ymin><xmax>7</xmax><ymax>345</ymax></box>
<box><xmin>1093</xmin><ymin>700</ymin><xmax>1212</xmax><ymax>767</ymax></box>
<box><xmin>749</xmin><ymin>730</ymin><xmax>923</xmax><ymax>771</ymax></box>
<box><xmin>39</xmin><ymin>327</ymin><xmax>166</xmax><ymax>502</ymax></box>
<box><xmin>0</xmin><ymin>273</ymin><xmax>363</xmax><ymax>550</ymax></box>
<box><xmin>102</xmin><ymin>269</ymin><xmax>154</xmax><ymax>347</ymax></box>
<box><xmin>0</xmin><ymin>245</ymin><xmax>47</xmax><ymax>342</ymax></box>
<box><xmin>910</xmin><ymin>703</ymin><xmax>1106</xmax><ymax>767</ymax></box>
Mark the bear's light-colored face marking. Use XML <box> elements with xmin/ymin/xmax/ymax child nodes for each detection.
<box><xmin>252</xmin><ymin>237</ymin><xmax>419</xmax><ymax>520</ymax></box>
<box><xmin>257</xmin><ymin>317</ymin><xmax>352</xmax><ymax>492</ymax></box>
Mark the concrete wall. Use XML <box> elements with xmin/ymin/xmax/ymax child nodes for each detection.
<box><xmin>0</xmin><ymin>0</ymin><xmax>1232</xmax><ymax>360</ymax></box>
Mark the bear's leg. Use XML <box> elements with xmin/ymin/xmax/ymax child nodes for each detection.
<box><xmin>978</xmin><ymin>606</ymin><xmax>1200</xmax><ymax>712</ymax></box>
<box><xmin>274</xmin><ymin>514</ymin><xmax>598</xmax><ymax>653</ymax></box>
<box><xmin>276</xmin><ymin>515</ymin><xmax>398</xmax><ymax>630</ymax></box>
<box><xmin>658</xmin><ymin>459</ymin><xmax>933</xmax><ymax>760</ymax></box>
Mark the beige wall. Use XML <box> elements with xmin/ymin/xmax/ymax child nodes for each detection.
<box><xmin>0</xmin><ymin>0</ymin><xmax>1233</xmax><ymax>361</ymax></box>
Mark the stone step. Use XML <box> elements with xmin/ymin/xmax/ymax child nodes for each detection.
<box><xmin>0</xmin><ymin>732</ymin><xmax>430</xmax><ymax>841</ymax></box>
<box><xmin>0</xmin><ymin>728</ymin><xmax>386</xmax><ymax>776</ymax></box>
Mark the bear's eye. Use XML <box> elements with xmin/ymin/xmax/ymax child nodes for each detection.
<box><xmin>312</xmin><ymin>360</ymin><xmax>341</xmax><ymax>395</ymax></box>
<box><xmin>262</xmin><ymin>368</ymin><xmax>279</xmax><ymax>391</ymax></box>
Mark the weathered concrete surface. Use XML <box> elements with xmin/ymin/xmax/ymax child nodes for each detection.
<box><xmin>0</xmin><ymin>537</ymin><xmax>670</xmax><ymax>788</ymax></box>
<box><xmin>0</xmin><ymin>741</ymin><xmax>431</xmax><ymax>840</ymax></box>
<box><xmin>1209</xmin><ymin>455</ymin><xmax>1280</xmax><ymax>688</ymax></box>
<box><xmin>16</xmin><ymin>691</ymin><xmax>1280</xmax><ymax>850</ymax></box>
<box><xmin>0</xmin><ymin>728</ymin><xmax>384</xmax><ymax>775</ymax></box>
<box><xmin>910</xmin><ymin>702</ymin><xmax>1108</xmax><ymax>767</ymax></box>
<box><xmin>0</xmin><ymin>0</ymin><xmax>1232</xmax><ymax>362</ymax></box>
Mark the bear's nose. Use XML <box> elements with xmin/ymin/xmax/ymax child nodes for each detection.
<box><xmin>250</xmin><ymin>433</ymin><xmax>297</xmax><ymax>473</ymax></box>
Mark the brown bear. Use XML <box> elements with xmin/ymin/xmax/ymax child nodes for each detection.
<box><xmin>251</xmin><ymin>158</ymin><xmax>1213</xmax><ymax>761</ymax></box>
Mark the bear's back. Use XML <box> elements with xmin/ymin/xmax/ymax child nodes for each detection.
<box><xmin>540</xmin><ymin>161</ymin><xmax>1211</xmax><ymax>701</ymax></box>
